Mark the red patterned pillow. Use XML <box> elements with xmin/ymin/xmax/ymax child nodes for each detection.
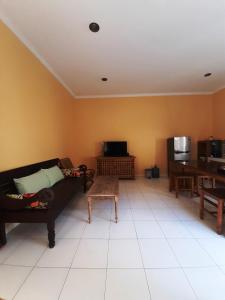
<box><xmin>6</xmin><ymin>193</ymin><xmax>48</xmax><ymax>209</ymax></box>
<box><xmin>61</xmin><ymin>168</ymin><xmax>81</xmax><ymax>177</ymax></box>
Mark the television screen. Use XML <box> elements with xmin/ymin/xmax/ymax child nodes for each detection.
<box><xmin>104</xmin><ymin>141</ymin><xmax>128</xmax><ymax>157</ymax></box>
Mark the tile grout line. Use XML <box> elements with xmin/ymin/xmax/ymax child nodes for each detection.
<box><xmin>152</xmin><ymin>189</ymin><xmax>202</xmax><ymax>300</ymax></box>
<box><xmin>1</xmin><ymin>237</ymin><xmax>26</xmax><ymax>264</ymax></box>
<box><xmin>139</xmin><ymin>181</ymin><xmax>200</xmax><ymax>300</ymax></box>
<box><xmin>177</xmin><ymin>200</ymin><xmax>225</xmax><ymax>272</ymax></box>
<box><xmin>12</xmin><ymin>238</ymin><xmax>48</xmax><ymax>300</ymax></box>
<box><xmin>57</xmin><ymin>222</ymin><xmax>86</xmax><ymax>300</ymax></box>
<box><xmin>195</xmin><ymin>237</ymin><xmax>225</xmax><ymax>269</ymax></box>
<box><xmin>103</xmin><ymin>221</ymin><xmax>111</xmax><ymax>300</ymax></box>
<box><xmin>130</xmin><ymin>182</ymin><xmax>153</xmax><ymax>300</ymax></box>
<box><xmin>133</xmin><ymin>216</ymin><xmax>152</xmax><ymax>299</ymax></box>
<box><xmin>59</xmin><ymin>193</ymin><xmax>113</xmax><ymax>299</ymax></box>
<box><xmin>3</xmin><ymin>263</ymin><xmax>223</xmax><ymax>270</ymax></box>
<box><xmin>155</xmin><ymin>224</ymin><xmax>200</xmax><ymax>300</ymax></box>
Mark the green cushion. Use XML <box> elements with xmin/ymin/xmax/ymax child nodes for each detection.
<box><xmin>14</xmin><ymin>170</ymin><xmax>51</xmax><ymax>194</ymax></box>
<box><xmin>42</xmin><ymin>165</ymin><xmax>64</xmax><ymax>186</ymax></box>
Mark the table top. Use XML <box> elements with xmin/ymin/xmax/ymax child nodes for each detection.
<box><xmin>174</xmin><ymin>160</ymin><xmax>225</xmax><ymax>183</ymax></box>
<box><xmin>88</xmin><ymin>176</ymin><xmax>119</xmax><ymax>197</ymax></box>
<box><xmin>179</xmin><ymin>160</ymin><xmax>223</xmax><ymax>174</ymax></box>
<box><xmin>96</xmin><ymin>156</ymin><xmax>135</xmax><ymax>159</ymax></box>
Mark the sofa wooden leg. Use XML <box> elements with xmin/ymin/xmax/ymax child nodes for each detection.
<box><xmin>0</xmin><ymin>223</ymin><xmax>7</xmax><ymax>246</ymax></box>
<box><xmin>83</xmin><ymin>181</ymin><xmax>87</xmax><ymax>193</ymax></box>
<box><xmin>47</xmin><ymin>221</ymin><xmax>55</xmax><ymax>248</ymax></box>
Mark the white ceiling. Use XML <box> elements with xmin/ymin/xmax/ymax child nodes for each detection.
<box><xmin>1</xmin><ymin>0</ymin><xmax>225</xmax><ymax>98</ymax></box>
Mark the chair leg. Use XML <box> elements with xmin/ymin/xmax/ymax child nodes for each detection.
<box><xmin>191</xmin><ymin>178</ymin><xmax>194</xmax><ymax>198</ymax></box>
<box><xmin>169</xmin><ymin>175</ymin><xmax>173</xmax><ymax>192</ymax></box>
<box><xmin>217</xmin><ymin>199</ymin><xmax>224</xmax><ymax>235</ymax></box>
<box><xmin>115</xmin><ymin>196</ymin><xmax>118</xmax><ymax>223</ymax></box>
<box><xmin>47</xmin><ymin>220</ymin><xmax>55</xmax><ymax>248</ymax></box>
<box><xmin>200</xmin><ymin>191</ymin><xmax>204</xmax><ymax>220</ymax></box>
<box><xmin>175</xmin><ymin>178</ymin><xmax>179</xmax><ymax>198</ymax></box>
<box><xmin>197</xmin><ymin>176</ymin><xmax>201</xmax><ymax>195</ymax></box>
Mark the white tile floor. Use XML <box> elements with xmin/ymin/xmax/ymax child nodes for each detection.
<box><xmin>1</xmin><ymin>177</ymin><xmax>225</xmax><ymax>299</ymax></box>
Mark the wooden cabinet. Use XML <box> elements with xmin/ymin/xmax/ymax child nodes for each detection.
<box><xmin>197</xmin><ymin>140</ymin><xmax>222</xmax><ymax>162</ymax></box>
<box><xmin>96</xmin><ymin>156</ymin><xmax>135</xmax><ymax>179</ymax></box>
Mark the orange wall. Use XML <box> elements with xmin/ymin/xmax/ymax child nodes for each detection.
<box><xmin>69</xmin><ymin>95</ymin><xmax>213</xmax><ymax>175</ymax></box>
<box><xmin>1</xmin><ymin>21</ymin><xmax>220</xmax><ymax>176</ymax></box>
<box><xmin>212</xmin><ymin>88</ymin><xmax>225</xmax><ymax>139</ymax></box>
<box><xmin>0</xmin><ymin>21</ymin><xmax>74</xmax><ymax>171</ymax></box>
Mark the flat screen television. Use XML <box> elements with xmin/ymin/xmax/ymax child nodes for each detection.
<box><xmin>103</xmin><ymin>141</ymin><xmax>128</xmax><ymax>157</ymax></box>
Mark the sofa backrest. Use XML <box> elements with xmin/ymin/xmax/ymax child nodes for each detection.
<box><xmin>0</xmin><ymin>158</ymin><xmax>59</xmax><ymax>195</ymax></box>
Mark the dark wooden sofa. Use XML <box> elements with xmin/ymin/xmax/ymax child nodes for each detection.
<box><xmin>0</xmin><ymin>158</ymin><xmax>86</xmax><ymax>248</ymax></box>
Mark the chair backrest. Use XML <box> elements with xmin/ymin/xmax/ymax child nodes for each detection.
<box><xmin>59</xmin><ymin>158</ymin><xmax>74</xmax><ymax>169</ymax></box>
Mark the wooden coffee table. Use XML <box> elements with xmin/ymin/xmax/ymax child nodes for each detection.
<box><xmin>87</xmin><ymin>176</ymin><xmax>119</xmax><ymax>223</ymax></box>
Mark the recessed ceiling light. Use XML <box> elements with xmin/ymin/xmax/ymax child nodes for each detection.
<box><xmin>89</xmin><ymin>22</ymin><xmax>100</xmax><ymax>32</ymax></box>
<box><xmin>204</xmin><ymin>73</ymin><xmax>212</xmax><ymax>77</ymax></box>
<box><xmin>101</xmin><ymin>77</ymin><xmax>108</xmax><ymax>82</ymax></box>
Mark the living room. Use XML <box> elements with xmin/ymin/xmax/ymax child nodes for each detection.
<box><xmin>1</xmin><ymin>1</ymin><xmax>225</xmax><ymax>299</ymax></box>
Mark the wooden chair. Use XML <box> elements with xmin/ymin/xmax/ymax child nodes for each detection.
<box><xmin>59</xmin><ymin>158</ymin><xmax>95</xmax><ymax>192</ymax></box>
<box><xmin>200</xmin><ymin>188</ymin><xmax>225</xmax><ymax>234</ymax></box>
<box><xmin>170</xmin><ymin>172</ymin><xmax>195</xmax><ymax>198</ymax></box>
<box><xmin>197</xmin><ymin>175</ymin><xmax>215</xmax><ymax>195</ymax></box>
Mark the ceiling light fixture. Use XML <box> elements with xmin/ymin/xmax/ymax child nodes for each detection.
<box><xmin>204</xmin><ymin>73</ymin><xmax>212</xmax><ymax>77</ymax></box>
<box><xmin>101</xmin><ymin>77</ymin><xmax>108</xmax><ymax>82</ymax></box>
<box><xmin>89</xmin><ymin>22</ymin><xmax>100</xmax><ymax>32</ymax></box>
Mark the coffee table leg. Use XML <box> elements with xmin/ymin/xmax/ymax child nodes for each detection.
<box><xmin>88</xmin><ymin>196</ymin><xmax>92</xmax><ymax>224</ymax></box>
<box><xmin>115</xmin><ymin>196</ymin><xmax>118</xmax><ymax>223</ymax></box>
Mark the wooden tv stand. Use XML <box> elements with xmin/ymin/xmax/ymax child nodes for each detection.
<box><xmin>96</xmin><ymin>156</ymin><xmax>135</xmax><ymax>179</ymax></box>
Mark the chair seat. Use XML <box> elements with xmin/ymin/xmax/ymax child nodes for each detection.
<box><xmin>200</xmin><ymin>188</ymin><xmax>225</xmax><ymax>234</ymax></box>
<box><xmin>202</xmin><ymin>188</ymin><xmax>225</xmax><ymax>199</ymax></box>
<box><xmin>173</xmin><ymin>172</ymin><xmax>195</xmax><ymax>178</ymax></box>
<box><xmin>175</xmin><ymin>175</ymin><xmax>193</xmax><ymax>179</ymax></box>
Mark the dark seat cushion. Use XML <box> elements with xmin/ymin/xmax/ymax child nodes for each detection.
<box><xmin>202</xmin><ymin>188</ymin><xmax>225</xmax><ymax>199</ymax></box>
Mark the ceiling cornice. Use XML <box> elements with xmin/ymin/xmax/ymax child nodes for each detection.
<box><xmin>76</xmin><ymin>91</ymin><xmax>214</xmax><ymax>99</ymax></box>
<box><xmin>213</xmin><ymin>85</ymin><xmax>225</xmax><ymax>94</ymax></box>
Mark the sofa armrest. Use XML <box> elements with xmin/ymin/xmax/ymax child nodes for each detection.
<box><xmin>78</xmin><ymin>165</ymin><xmax>95</xmax><ymax>177</ymax></box>
<box><xmin>78</xmin><ymin>165</ymin><xmax>95</xmax><ymax>192</ymax></box>
<box><xmin>78</xmin><ymin>164</ymin><xmax>87</xmax><ymax>173</ymax></box>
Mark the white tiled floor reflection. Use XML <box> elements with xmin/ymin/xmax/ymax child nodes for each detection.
<box><xmin>1</xmin><ymin>177</ymin><xmax>225</xmax><ymax>300</ymax></box>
